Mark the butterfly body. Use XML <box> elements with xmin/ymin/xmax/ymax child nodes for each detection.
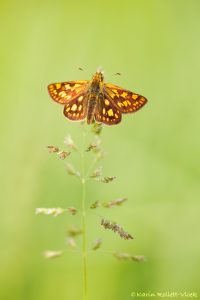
<box><xmin>87</xmin><ymin>71</ymin><xmax>104</xmax><ymax>124</ymax></box>
<box><xmin>48</xmin><ymin>70</ymin><xmax>147</xmax><ymax>125</ymax></box>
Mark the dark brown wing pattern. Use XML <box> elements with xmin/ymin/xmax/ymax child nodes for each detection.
<box><xmin>94</xmin><ymin>93</ymin><xmax>122</xmax><ymax>125</ymax></box>
<box><xmin>63</xmin><ymin>93</ymin><xmax>89</xmax><ymax>121</ymax></box>
<box><xmin>48</xmin><ymin>80</ymin><xmax>89</xmax><ymax>104</ymax></box>
<box><xmin>104</xmin><ymin>83</ymin><xmax>147</xmax><ymax>114</ymax></box>
<box><xmin>48</xmin><ymin>80</ymin><xmax>90</xmax><ymax>121</ymax></box>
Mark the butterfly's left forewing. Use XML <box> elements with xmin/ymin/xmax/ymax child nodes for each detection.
<box><xmin>48</xmin><ymin>80</ymin><xmax>90</xmax><ymax>122</ymax></box>
<box><xmin>48</xmin><ymin>80</ymin><xmax>89</xmax><ymax>104</ymax></box>
<box><xmin>104</xmin><ymin>83</ymin><xmax>147</xmax><ymax>113</ymax></box>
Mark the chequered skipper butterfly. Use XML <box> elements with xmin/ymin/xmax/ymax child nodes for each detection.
<box><xmin>48</xmin><ymin>69</ymin><xmax>147</xmax><ymax>125</ymax></box>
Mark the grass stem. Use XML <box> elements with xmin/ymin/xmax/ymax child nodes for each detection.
<box><xmin>81</xmin><ymin>125</ymin><xmax>88</xmax><ymax>300</ymax></box>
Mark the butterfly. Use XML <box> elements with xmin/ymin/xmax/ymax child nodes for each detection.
<box><xmin>48</xmin><ymin>70</ymin><xmax>147</xmax><ymax>125</ymax></box>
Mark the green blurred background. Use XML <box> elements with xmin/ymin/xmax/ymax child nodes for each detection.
<box><xmin>1</xmin><ymin>0</ymin><xmax>200</xmax><ymax>299</ymax></box>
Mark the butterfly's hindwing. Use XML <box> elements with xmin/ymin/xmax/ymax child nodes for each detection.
<box><xmin>95</xmin><ymin>93</ymin><xmax>122</xmax><ymax>125</ymax></box>
<box><xmin>63</xmin><ymin>93</ymin><xmax>89</xmax><ymax>121</ymax></box>
<box><xmin>48</xmin><ymin>80</ymin><xmax>89</xmax><ymax>104</ymax></box>
<box><xmin>104</xmin><ymin>83</ymin><xmax>147</xmax><ymax>113</ymax></box>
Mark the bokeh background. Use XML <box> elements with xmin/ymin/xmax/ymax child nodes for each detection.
<box><xmin>1</xmin><ymin>1</ymin><xmax>200</xmax><ymax>299</ymax></box>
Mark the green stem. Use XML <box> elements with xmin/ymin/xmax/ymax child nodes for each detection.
<box><xmin>81</xmin><ymin>126</ymin><xmax>88</xmax><ymax>300</ymax></box>
<box><xmin>81</xmin><ymin>178</ymin><xmax>87</xmax><ymax>300</ymax></box>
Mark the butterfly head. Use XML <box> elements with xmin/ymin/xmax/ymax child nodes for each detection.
<box><xmin>92</xmin><ymin>69</ymin><xmax>104</xmax><ymax>84</ymax></box>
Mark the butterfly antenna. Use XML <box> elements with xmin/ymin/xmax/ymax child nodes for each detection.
<box><xmin>103</xmin><ymin>71</ymin><xmax>122</xmax><ymax>77</ymax></box>
<box><xmin>78</xmin><ymin>67</ymin><xmax>85</xmax><ymax>72</ymax></box>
